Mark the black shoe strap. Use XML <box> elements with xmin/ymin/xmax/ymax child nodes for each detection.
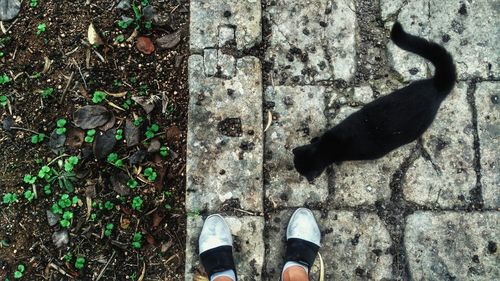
<box><xmin>285</xmin><ymin>238</ymin><xmax>320</xmax><ymax>270</ymax></box>
<box><xmin>200</xmin><ymin>245</ymin><xmax>237</xmax><ymax>280</ymax></box>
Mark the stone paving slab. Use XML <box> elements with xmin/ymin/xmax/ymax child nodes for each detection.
<box><xmin>185</xmin><ymin>215</ymin><xmax>265</xmax><ymax>281</ymax></box>
<box><xmin>264</xmin><ymin>210</ymin><xmax>393</xmax><ymax>280</ymax></box>
<box><xmin>403</xmin><ymin>83</ymin><xmax>476</xmax><ymax>208</ymax></box>
<box><xmin>264</xmin><ymin>86</ymin><xmax>330</xmax><ymax>207</ymax></box>
<box><xmin>265</xmin><ymin>0</ymin><xmax>356</xmax><ymax>85</ymax></box>
<box><xmin>428</xmin><ymin>0</ymin><xmax>499</xmax><ymax>80</ymax></box>
<box><xmin>476</xmin><ymin>82</ymin><xmax>500</xmax><ymax>208</ymax></box>
<box><xmin>187</xmin><ymin>0</ymin><xmax>500</xmax><ymax>280</ymax></box>
<box><xmin>406</xmin><ymin>212</ymin><xmax>500</xmax><ymax>280</ymax></box>
<box><xmin>190</xmin><ymin>0</ymin><xmax>261</xmax><ymax>51</ymax></box>
<box><xmin>385</xmin><ymin>0</ymin><xmax>430</xmax><ymax>82</ymax></box>
<box><xmin>186</xmin><ymin>55</ymin><xmax>263</xmax><ymax>212</ymax></box>
<box><xmin>384</xmin><ymin>0</ymin><xmax>500</xmax><ymax>81</ymax></box>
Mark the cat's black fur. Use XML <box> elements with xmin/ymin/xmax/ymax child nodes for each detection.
<box><xmin>293</xmin><ymin>22</ymin><xmax>457</xmax><ymax>181</ymax></box>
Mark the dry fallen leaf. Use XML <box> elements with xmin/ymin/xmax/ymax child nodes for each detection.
<box><xmin>93</xmin><ymin>128</ymin><xmax>117</xmax><ymax>160</ymax></box>
<box><xmin>156</xmin><ymin>30</ymin><xmax>181</xmax><ymax>49</ymax></box>
<box><xmin>87</xmin><ymin>23</ymin><xmax>103</xmax><ymax>46</ymax></box>
<box><xmin>120</xmin><ymin>217</ymin><xmax>131</xmax><ymax>229</ymax></box>
<box><xmin>73</xmin><ymin>105</ymin><xmax>112</xmax><ymax>129</ymax></box>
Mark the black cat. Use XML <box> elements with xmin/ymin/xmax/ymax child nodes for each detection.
<box><xmin>293</xmin><ymin>22</ymin><xmax>457</xmax><ymax>181</ymax></box>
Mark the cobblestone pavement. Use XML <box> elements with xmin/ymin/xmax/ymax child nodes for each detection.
<box><xmin>185</xmin><ymin>0</ymin><xmax>499</xmax><ymax>280</ymax></box>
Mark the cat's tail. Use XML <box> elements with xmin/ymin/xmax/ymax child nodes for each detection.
<box><xmin>390</xmin><ymin>22</ymin><xmax>456</xmax><ymax>93</ymax></box>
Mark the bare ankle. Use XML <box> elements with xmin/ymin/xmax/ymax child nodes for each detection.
<box><xmin>282</xmin><ymin>266</ymin><xmax>308</xmax><ymax>281</ymax></box>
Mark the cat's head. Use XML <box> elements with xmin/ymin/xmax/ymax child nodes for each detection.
<box><xmin>292</xmin><ymin>139</ymin><xmax>328</xmax><ymax>182</ymax></box>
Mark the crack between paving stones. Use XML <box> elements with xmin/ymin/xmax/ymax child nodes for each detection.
<box><xmin>465</xmin><ymin>80</ymin><xmax>484</xmax><ymax>210</ymax></box>
<box><xmin>387</xmin><ymin>0</ymin><xmax>410</xmax><ymax>22</ymax></box>
<box><xmin>379</xmin><ymin>145</ymin><xmax>420</xmax><ymax>280</ymax></box>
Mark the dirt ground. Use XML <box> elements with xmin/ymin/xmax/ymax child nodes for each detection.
<box><xmin>0</xmin><ymin>0</ymin><xmax>189</xmax><ymax>280</ymax></box>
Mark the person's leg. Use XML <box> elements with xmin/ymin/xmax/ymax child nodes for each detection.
<box><xmin>281</xmin><ymin>208</ymin><xmax>321</xmax><ymax>281</ymax></box>
<box><xmin>282</xmin><ymin>265</ymin><xmax>309</xmax><ymax>281</ymax></box>
<box><xmin>199</xmin><ymin>215</ymin><xmax>238</xmax><ymax>281</ymax></box>
<box><xmin>213</xmin><ymin>276</ymin><xmax>235</xmax><ymax>281</ymax></box>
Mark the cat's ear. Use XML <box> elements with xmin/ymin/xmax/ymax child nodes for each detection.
<box><xmin>310</xmin><ymin>137</ymin><xmax>320</xmax><ymax>144</ymax></box>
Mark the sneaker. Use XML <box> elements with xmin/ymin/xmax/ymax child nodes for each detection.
<box><xmin>283</xmin><ymin>208</ymin><xmax>321</xmax><ymax>272</ymax></box>
<box><xmin>199</xmin><ymin>214</ymin><xmax>237</xmax><ymax>280</ymax></box>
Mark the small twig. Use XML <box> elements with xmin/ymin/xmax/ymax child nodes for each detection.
<box><xmin>95</xmin><ymin>251</ymin><xmax>116</xmax><ymax>281</ymax></box>
<box><xmin>137</xmin><ymin>262</ymin><xmax>146</xmax><ymax>281</ymax></box>
<box><xmin>93</xmin><ymin>49</ymin><xmax>106</xmax><ymax>63</ymax></box>
<box><xmin>143</xmin><ymin>207</ymin><xmax>158</xmax><ymax>217</ymax></box>
<box><xmin>104</xmin><ymin>91</ymin><xmax>127</xmax><ymax>98</ymax></box>
<box><xmin>59</xmin><ymin>72</ymin><xmax>75</xmax><ymax>104</ymax></box>
<box><xmin>47</xmin><ymin>154</ymin><xmax>69</xmax><ymax>166</ymax></box>
<box><xmin>11</xmin><ymin>46</ymin><xmax>18</xmax><ymax>60</ymax></box>
<box><xmin>126</xmin><ymin>29</ymin><xmax>139</xmax><ymax>43</ymax></box>
<box><xmin>73</xmin><ymin>59</ymin><xmax>88</xmax><ymax>89</ymax></box>
<box><xmin>107</xmin><ymin>100</ymin><xmax>126</xmax><ymax>111</ymax></box>
<box><xmin>48</xmin><ymin>262</ymin><xmax>73</xmax><ymax>278</ymax></box>
<box><xmin>9</xmin><ymin>126</ymin><xmax>40</xmax><ymax>135</ymax></box>
<box><xmin>65</xmin><ymin>46</ymin><xmax>79</xmax><ymax>56</ymax></box>
<box><xmin>232</xmin><ymin>208</ymin><xmax>257</xmax><ymax>216</ymax></box>
<box><xmin>170</xmin><ymin>4</ymin><xmax>181</xmax><ymax>13</ymax></box>
<box><xmin>318</xmin><ymin>252</ymin><xmax>325</xmax><ymax>281</ymax></box>
<box><xmin>1</xmin><ymin>19</ymin><xmax>18</xmax><ymax>34</ymax></box>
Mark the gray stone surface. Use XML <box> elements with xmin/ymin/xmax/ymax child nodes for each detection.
<box><xmin>403</xmin><ymin>83</ymin><xmax>476</xmax><ymax>207</ymax></box>
<box><xmin>476</xmin><ymin>82</ymin><xmax>500</xmax><ymax>208</ymax></box>
<box><xmin>406</xmin><ymin>212</ymin><xmax>500</xmax><ymax>280</ymax></box>
<box><xmin>187</xmin><ymin>0</ymin><xmax>500</xmax><ymax>280</ymax></box>
<box><xmin>264</xmin><ymin>210</ymin><xmax>393</xmax><ymax>280</ymax></box>
<box><xmin>353</xmin><ymin>85</ymin><xmax>375</xmax><ymax>104</ymax></box>
<box><xmin>380</xmin><ymin>0</ymin><xmax>405</xmax><ymax>21</ymax></box>
<box><xmin>185</xmin><ymin>215</ymin><xmax>265</xmax><ymax>281</ymax></box>
<box><xmin>428</xmin><ymin>0</ymin><xmax>499</xmax><ymax>80</ymax></box>
<box><xmin>386</xmin><ymin>0</ymin><xmax>430</xmax><ymax>82</ymax></box>
<box><xmin>264</xmin><ymin>86</ymin><xmax>330</xmax><ymax>207</ymax></box>
<box><xmin>384</xmin><ymin>0</ymin><xmax>500</xmax><ymax>80</ymax></box>
<box><xmin>190</xmin><ymin>0</ymin><xmax>261</xmax><ymax>51</ymax></box>
<box><xmin>187</xmin><ymin>55</ymin><xmax>263</xmax><ymax>212</ymax></box>
<box><xmin>265</xmin><ymin>0</ymin><xmax>356</xmax><ymax>84</ymax></box>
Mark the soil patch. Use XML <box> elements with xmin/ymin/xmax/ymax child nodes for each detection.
<box><xmin>0</xmin><ymin>0</ymin><xmax>189</xmax><ymax>280</ymax></box>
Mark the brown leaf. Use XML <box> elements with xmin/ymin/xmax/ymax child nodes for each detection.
<box><xmin>73</xmin><ymin>105</ymin><xmax>111</xmax><ymax>129</ymax></box>
<box><xmin>49</xmin><ymin>129</ymin><xmax>66</xmax><ymax>154</ymax></box>
<box><xmin>93</xmin><ymin>128</ymin><xmax>116</xmax><ymax>160</ymax></box>
<box><xmin>99</xmin><ymin>112</ymin><xmax>116</xmax><ymax>131</ymax></box>
<box><xmin>88</xmin><ymin>23</ymin><xmax>103</xmax><ymax>46</ymax></box>
<box><xmin>145</xmin><ymin>233</ymin><xmax>156</xmax><ymax>246</ymax></box>
<box><xmin>154</xmin><ymin>166</ymin><xmax>167</xmax><ymax>191</ymax></box>
<box><xmin>131</xmin><ymin>96</ymin><xmax>155</xmax><ymax>114</ymax></box>
<box><xmin>65</xmin><ymin>127</ymin><xmax>85</xmax><ymax>149</ymax></box>
<box><xmin>152</xmin><ymin>212</ymin><xmax>163</xmax><ymax>228</ymax></box>
<box><xmin>136</xmin><ymin>36</ymin><xmax>155</xmax><ymax>54</ymax></box>
<box><xmin>120</xmin><ymin>217</ymin><xmax>131</xmax><ymax>229</ymax></box>
<box><xmin>156</xmin><ymin>30</ymin><xmax>181</xmax><ymax>49</ymax></box>
<box><xmin>110</xmin><ymin>173</ymin><xmax>130</xmax><ymax>196</ymax></box>
<box><xmin>129</xmin><ymin>150</ymin><xmax>147</xmax><ymax>165</ymax></box>
<box><xmin>147</xmin><ymin>138</ymin><xmax>161</xmax><ymax>153</ymax></box>
<box><xmin>125</xmin><ymin>119</ymin><xmax>140</xmax><ymax>147</ymax></box>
